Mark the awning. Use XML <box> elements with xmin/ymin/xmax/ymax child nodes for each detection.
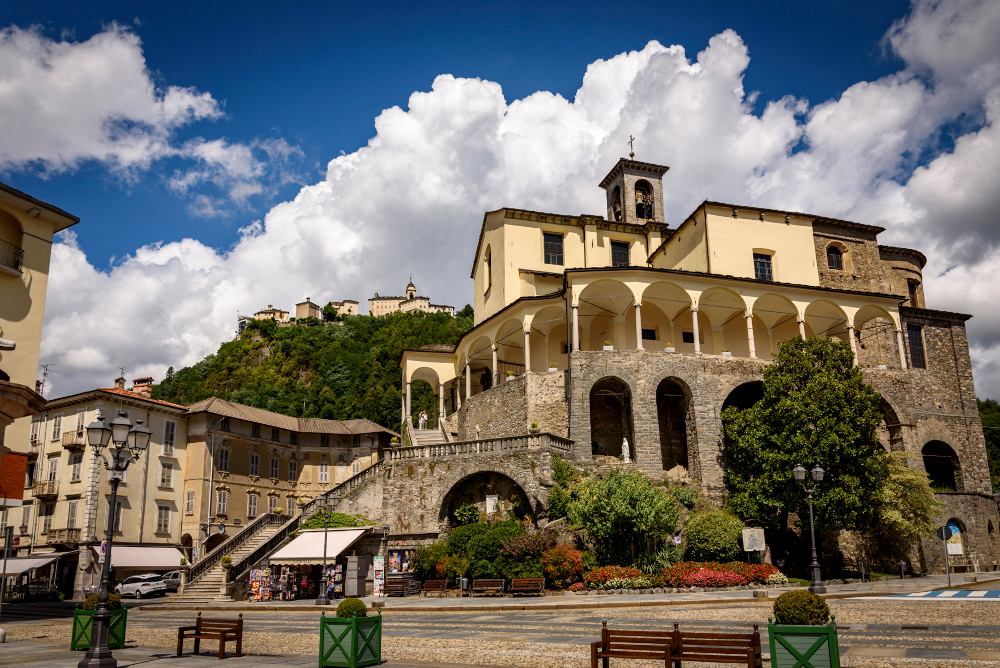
<box><xmin>1</xmin><ymin>552</ymin><xmax>71</xmax><ymax>576</ymax></box>
<box><xmin>95</xmin><ymin>546</ymin><xmax>186</xmax><ymax>569</ymax></box>
<box><xmin>269</xmin><ymin>528</ymin><xmax>369</xmax><ymax>565</ymax></box>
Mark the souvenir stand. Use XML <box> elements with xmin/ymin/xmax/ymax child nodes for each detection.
<box><xmin>266</xmin><ymin>527</ymin><xmax>372</xmax><ymax>601</ymax></box>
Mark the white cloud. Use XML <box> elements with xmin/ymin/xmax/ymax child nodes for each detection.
<box><xmin>0</xmin><ymin>24</ymin><xmax>301</xmax><ymax>214</ymax></box>
<box><xmin>35</xmin><ymin>0</ymin><xmax>1000</xmax><ymax>401</ymax></box>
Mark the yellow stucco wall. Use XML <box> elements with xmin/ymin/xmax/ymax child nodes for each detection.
<box><xmin>703</xmin><ymin>206</ymin><xmax>819</xmax><ymax>285</ymax></box>
<box><xmin>650</xmin><ymin>209</ymin><xmax>709</xmax><ymax>272</ymax></box>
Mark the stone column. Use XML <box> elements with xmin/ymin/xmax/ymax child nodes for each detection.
<box><xmin>406</xmin><ymin>382</ymin><xmax>412</xmax><ymax>419</ymax></box>
<box><xmin>465</xmin><ymin>363</ymin><xmax>471</xmax><ymax>400</ymax></box>
<box><xmin>571</xmin><ymin>305</ymin><xmax>579</xmax><ymax>351</ymax></box>
<box><xmin>634</xmin><ymin>304</ymin><xmax>643</xmax><ymax>350</ymax></box>
<box><xmin>746</xmin><ymin>314</ymin><xmax>756</xmax><ymax>359</ymax></box>
<box><xmin>896</xmin><ymin>329</ymin><xmax>908</xmax><ymax>370</ymax></box>
<box><xmin>491</xmin><ymin>345</ymin><xmax>498</xmax><ymax>384</ymax></box>
<box><xmin>798</xmin><ymin>319</ymin><xmax>806</xmax><ymax>340</ymax></box>
<box><xmin>523</xmin><ymin>329</ymin><xmax>531</xmax><ymax>373</ymax></box>
<box><xmin>691</xmin><ymin>308</ymin><xmax>701</xmax><ymax>354</ymax></box>
<box><xmin>847</xmin><ymin>326</ymin><xmax>858</xmax><ymax>366</ymax></box>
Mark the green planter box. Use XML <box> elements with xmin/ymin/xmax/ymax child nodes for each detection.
<box><xmin>71</xmin><ymin>605</ymin><xmax>128</xmax><ymax>651</ymax></box>
<box><xmin>768</xmin><ymin>618</ymin><xmax>840</xmax><ymax>668</ymax></box>
<box><xmin>319</xmin><ymin>612</ymin><xmax>382</xmax><ymax>668</ymax></box>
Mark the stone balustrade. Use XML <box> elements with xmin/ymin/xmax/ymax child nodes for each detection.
<box><xmin>389</xmin><ymin>432</ymin><xmax>572</xmax><ymax>461</ymax></box>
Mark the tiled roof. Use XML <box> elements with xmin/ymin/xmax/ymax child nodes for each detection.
<box><xmin>408</xmin><ymin>344</ymin><xmax>457</xmax><ymax>353</ymax></box>
<box><xmin>185</xmin><ymin>397</ymin><xmax>400</xmax><ymax>437</ymax></box>
<box><xmin>96</xmin><ymin>387</ymin><xmax>187</xmax><ymax>410</ymax></box>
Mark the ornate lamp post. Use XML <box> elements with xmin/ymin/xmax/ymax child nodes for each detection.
<box><xmin>792</xmin><ymin>464</ymin><xmax>826</xmax><ymax>595</ymax></box>
<box><xmin>78</xmin><ymin>411</ymin><xmax>151</xmax><ymax>668</ymax></box>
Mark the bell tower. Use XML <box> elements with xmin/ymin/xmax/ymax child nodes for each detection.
<box><xmin>599</xmin><ymin>157</ymin><xmax>669</xmax><ymax>226</ymax></box>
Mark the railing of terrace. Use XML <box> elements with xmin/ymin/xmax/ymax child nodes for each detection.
<box><xmin>0</xmin><ymin>239</ymin><xmax>24</xmax><ymax>273</ymax></box>
<box><xmin>389</xmin><ymin>432</ymin><xmax>573</xmax><ymax>461</ymax></box>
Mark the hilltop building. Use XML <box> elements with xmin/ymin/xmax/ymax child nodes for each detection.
<box><xmin>399</xmin><ymin>157</ymin><xmax>1000</xmax><ymax>573</ymax></box>
<box><xmin>369</xmin><ymin>279</ymin><xmax>454</xmax><ymax>317</ymax></box>
<box><xmin>295</xmin><ymin>297</ymin><xmax>359</xmax><ymax>320</ymax></box>
<box><xmin>254</xmin><ymin>305</ymin><xmax>289</xmax><ymax>323</ymax></box>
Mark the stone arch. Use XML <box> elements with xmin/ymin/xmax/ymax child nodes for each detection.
<box><xmin>180</xmin><ymin>533</ymin><xmax>193</xmax><ymax>560</ymax></box>
<box><xmin>409</xmin><ymin>365</ymin><xmax>441</xmax><ymax>425</ymax></box>
<box><xmin>854</xmin><ymin>304</ymin><xmax>900</xmax><ymax>368</ymax></box>
<box><xmin>656</xmin><ymin>376</ymin><xmax>691</xmax><ymax>474</ymax></box>
<box><xmin>804</xmin><ymin>299</ymin><xmax>850</xmax><ymax>341</ymax></box>
<box><xmin>529</xmin><ymin>305</ymin><xmax>567</xmax><ymax>371</ymax></box>
<box><xmin>578</xmin><ymin>279</ymin><xmax>637</xmax><ymax>351</ymax></box>
<box><xmin>698</xmin><ymin>287</ymin><xmax>750</xmax><ymax>356</ymax></box>
<box><xmin>877</xmin><ymin>397</ymin><xmax>905</xmax><ymax>452</ymax></box>
<box><xmin>493</xmin><ymin>318</ymin><xmax>526</xmax><ymax>376</ymax></box>
<box><xmin>824</xmin><ymin>240</ymin><xmax>852</xmax><ymax>273</ymax></box>
<box><xmin>922</xmin><ymin>440</ymin><xmax>963</xmax><ymax>491</ymax></box>
<box><xmin>204</xmin><ymin>532</ymin><xmax>227</xmax><ymax>553</ymax></box>
<box><xmin>437</xmin><ymin>469</ymin><xmax>536</xmax><ymax>529</ymax></box>
<box><xmin>752</xmin><ymin>293</ymin><xmax>801</xmax><ymax>356</ymax></box>
<box><xmin>589</xmin><ymin>376</ymin><xmax>635</xmax><ymax>458</ymax></box>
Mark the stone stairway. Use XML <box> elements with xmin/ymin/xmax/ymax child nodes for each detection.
<box><xmin>410</xmin><ymin>426</ymin><xmax>448</xmax><ymax>447</ymax></box>
<box><xmin>173</xmin><ymin>521</ymin><xmax>287</xmax><ymax>604</ymax></box>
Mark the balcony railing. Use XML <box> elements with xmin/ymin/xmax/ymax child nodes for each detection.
<box><xmin>33</xmin><ymin>480</ymin><xmax>59</xmax><ymax>498</ymax></box>
<box><xmin>46</xmin><ymin>528</ymin><xmax>81</xmax><ymax>544</ymax></box>
<box><xmin>0</xmin><ymin>239</ymin><xmax>24</xmax><ymax>274</ymax></box>
<box><xmin>27</xmin><ymin>440</ymin><xmax>40</xmax><ymax>455</ymax></box>
<box><xmin>61</xmin><ymin>430</ymin><xmax>86</xmax><ymax>451</ymax></box>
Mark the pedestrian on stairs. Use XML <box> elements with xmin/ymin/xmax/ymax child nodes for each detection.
<box><xmin>418</xmin><ymin>411</ymin><xmax>428</xmax><ymax>430</ymax></box>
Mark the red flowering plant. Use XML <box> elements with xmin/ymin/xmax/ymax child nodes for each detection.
<box><xmin>583</xmin><ymin>565</ymin><xmax>642</xmax><ymax>589</ymax></box>
<box><xmin>541</xmin><ymin>545</ymin><xmax>585</xmax><ymax>588</ymax></box>
<box><xmin>499</xmin><ymin>526</ymin><xmax>558</xmax><ymax>561</ymax></box>
<box><xmin>649</xmin><ymin>562</ymin><xmax>777</xmax><ymax>588</ymax></box>
<box><xmin>568</xmin><ymin>582</ymin><xmax>586</xmax><ymax>592</ymax></box>
<box><xmin>683</xmin><ymin>570</ymin><xmax>748</xmax><ymax>588</ymax></box>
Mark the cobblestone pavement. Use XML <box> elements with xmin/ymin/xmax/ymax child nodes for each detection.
<box><xmin>3</xmin><ymin>596</ymin><xmax>1000</xmax><ymax>666</ymax></box>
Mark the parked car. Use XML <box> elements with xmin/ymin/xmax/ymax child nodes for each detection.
<box><xmin>162</xmin><ymin>571</ymin><xmax>182</xmax><ymax>592</ymax></box>
<box><xmin>115</xmin><ymin>574</ymin><xmax>167</xmax><ymax>598</ymax></box>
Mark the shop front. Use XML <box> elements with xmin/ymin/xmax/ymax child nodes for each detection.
<box><xmin>74</xmin><ymin>544</ymin><xmax>186</xmax><ymax>599</ymax></box>
<box><xmin>1</xmin><ymin>551</ymin><xmax>75</xmax><ymax>601</ymax></box>
<box><xmin>264</xmin><ymin>527</ymin><xmax>374</xmax><ymax>602</ymax></box>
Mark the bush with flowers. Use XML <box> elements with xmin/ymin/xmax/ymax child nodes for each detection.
<box><xmin>500</xmin><ymin>526</ymin><xmax>558</xmax><ymax>560</ymax></box>
<box><xmin>583</xmin><ymin>565</ymin><xmax>642</xmax><ymax>589</ymax></box>
<box><xmin>682</xmin><ymin>570</ymin><xmax>748</xmax><ymax>588</ymax></box>
<box><xmin>568</xmin><ymin>581</ymin><xmax>586</xmax><ymax>592</ymax></box>
<box><xmin>541</xmin><ymin>544</ymin><xmax>584</xmax><ymax>588</ymax></box>
<box><xmin>603</xmin><ymin>576</ymin><xmax>653</xmax><ymax>590</ymax></box>
<box><xmin>650</xmin><ymin>561</ymin><xmax>778</xmax><ymax>588</ymax></box>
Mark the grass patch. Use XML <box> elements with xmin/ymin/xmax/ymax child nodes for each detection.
<box><xmin>785</xmin><ymin>577</ymin><xmax>811</xmax><ymax>587</ymax></box>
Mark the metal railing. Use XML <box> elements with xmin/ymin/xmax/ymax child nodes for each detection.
<box><xmin>389</xmin><ymin>432</ymin><xmax>573</xmax><ymax>461</ymax></box>
<box><xmin>226</xmin><ymin>513</ymin><xmax>302</xmax><ymax>595</ymax></box>
<box><xmin>46</xmin><ymin>527</ymin><xmax>81</xmax><ymax>544</ymax></box>
<box><xmin>187</xmin><ymin>511</ymin><xmax>286</xmax><ymax>584</ymax></box>
<box><xmin>61</xmin><ymin>430</ymin><xmax>86</xmax><ymax>451</ymax></box>
<box><xmin>33</xmin><ymin>480</ymin><xmax>59</xmax><ymax>498</ymax></box>
<box><xmin>27</xmin><ymin>440</ymin><xmax>40</xmax><ymax>455</ymax></box>
<box><xmin>0</xmin><ymin>239</ymin><xmax>24</xmax><ymax>273</ymax></box>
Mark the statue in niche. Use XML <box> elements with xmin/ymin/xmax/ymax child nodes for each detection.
<box><xmin>621</xmin><ymin>437</ymin><xmax>631</xmax><ymax>463</ymax></box>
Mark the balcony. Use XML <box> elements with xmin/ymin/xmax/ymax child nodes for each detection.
<box><xmin>45</xmin><ymin>528</ymin><xmax>81</xmax><ymax>544</ymax></box>
<box><xmin>33</xmin><ymin>480</ymin><xmax>59</xmax><ymax>499</ymax></box>
<box><xmin>0</xmin><ymin>238</ymin><xmax>24</xmax><ymax>276</ymax></box>
<box><xmin>61</xmin><ymin>430</ymin><xmax>86</xmax><ymax>451</ymax></box>
<box><xmin>27</xmin><ymin>439</ymin><xmax>40</xmax><ymax>455</ymax></box>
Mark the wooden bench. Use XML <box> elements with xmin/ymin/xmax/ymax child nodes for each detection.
<box><xmin>176</xmin><ymin>612</ymin><xmax>244</xmax><ymax>659</ymax></box>
<box><xmin>591</xmin><ymin>621</ymin><xmax>674</xmax><ymax>667</ymax></box>
<box><xmin>420</xmin><ymin>579</ymin><xmax>448</xmax><ymax>597</ymax></box>
<box><xmin>470</xmin><ymin>579</ymin><xmax>505</xmax><ymax>597</ymax></box>
<box><xmin>508</xmin><ymin>577</ymin><xmax>545</xmax><ymax>596</ymax></box>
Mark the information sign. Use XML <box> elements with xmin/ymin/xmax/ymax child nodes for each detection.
<box><xmin>742</xmin><ymin>528</ymin><xmax>766</xmax><ymax>552</ymax></box>
<box><xmin>373</xmin><ymin>556</ymin><xmax>385</xmax><ymax>597</ymax></box>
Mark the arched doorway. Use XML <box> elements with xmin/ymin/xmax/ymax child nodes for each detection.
<box><xmin>589</xmin><ymin>377</ymin><xmax>634</xmax><ymax>458</ymax></box>
<box><xmin>204</xmin><ymin>532</ymin><xmax>227</xmax><ymax>554</ymax></box>
<box><xmin>438</xmin><ymin>471</ymin><xmax>532</xmax><ymax>527</ymax></box>
<box><xmin>656</xmin><ymin>378</ymin><xmax>689</xmax><ymax>472</ymax></box>
<box><xmin>180</xmin><ymin>533</ymin><xmax>193</xmax><ymax>560</ymax></box>
<box><xmin>922</xmin><ymin>441</ymin><xmax>961</xmax><ymax>491</ymax></box>
<box><xmin>877</xmin><ymin>400</ymin><xmax>904</xmax><ymax>451</ymax></box>
<box><xmin>722</xmin><ymin>382</ymin><xmax>764</xmax><ymax>412</ymax></box>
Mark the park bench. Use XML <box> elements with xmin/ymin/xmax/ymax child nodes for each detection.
<box><xmin>420</xmin><ymin>579</ymin><xmax>448</xmax><ymax>597</ymax></box>
<box><xmin>508</xmin><ymin>578</ymin><xmax>545</xmax><ymax>596</ymax></box>
<box><xmin>590</xmin><ymin>621</ymin><xmax>762</xmax><ymax>668</ymax></box>
<box><xmin>590</xmin><ymin>621</ymin><xmax>674</xmax><ymax>667</ymax></box>
<box><xmin>470</xmin><ymin>579</ymin><xmax>505</xmax><ymax>597</ymax></box>
<box><xmin>176</xmin><ymin>612</ymin><xmax>244</xmax><ymax>659</ymax></box>
<box><xmin>384</xmin><ymin>573</ymin><xmax>420</xmax><ymax>597</ymax></box>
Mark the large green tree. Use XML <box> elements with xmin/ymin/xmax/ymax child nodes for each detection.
<box><xmin>978</xmin><ymin>398</ymin><xmax>1000</xmax><ymax>488</ymax></box>
<box><xmin>722</xmin><ymin>336</ymin><xmax>889</xmax><ymax>533</ymax></box>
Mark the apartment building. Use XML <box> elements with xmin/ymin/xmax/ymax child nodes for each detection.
<box><xmin>294</xmin><ymin>297</ymin><xmax>359</xmax><ymax>320</ymax></box>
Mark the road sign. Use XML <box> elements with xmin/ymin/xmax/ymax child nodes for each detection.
<box><xmin>11</xmin><ymin>536</ymin><xmax>19</xmax><ymax>548</ymax></box>
<box><xmin>936</xmin><ymin>526</ymin><xmax>953</xmax><ymax>541</ymax></box>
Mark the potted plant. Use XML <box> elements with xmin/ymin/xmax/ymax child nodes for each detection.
<box><xmin>548</xmin><ymin>363</ymin><xmax>558</xmax><ymax>373</ymax></box>
<box><xmin>319</xmin><ymin>598</ymin><xmax>381</xmax><ymax>667</ymax></box>
<box><xmin>721</xmin><ymin>348</ymin><xmax>732</xmax><ymax>357</ymax></box>
<box><xmin>664</xmin><ymin>342</ymin><xmax>675</xmax><ymax>353</ymax></box>
<box><xmin>179</xmin><ymin>557</ymin><xmax>188</xmax><ymax>567</ymax></box>
<box><xmin>603</xmin><ymin>341</ymin><xmax>614</xmax><ymax>351</ymax></box>
<box><xmin>768</xmin><ymin>591</ymin><xmax>840</xmax><ymax>668</ymax></box>
<box><xmin>272</xmin><ymin>506</ymin><xmax>285</xmax><ymax>515</ymax></box>
<box><xmin>71</xmin><ymin>593</ymin><xmax>127</xmax><ymax>651</ymax></box>
<box><xmin>506</xmin><ymin>370</ymin><xmax>514</xmax><ymax>379</ymax></box>
<box><xmin>877</xmin><ymin>361</ymin><xmax>887</xmax><ymax>370</ymax></box>
<box><xmin>529</xmin><ymin>422</ymin><xmax>540</xmax><ymax>434</ymax></box>
<box><xmin>221</xmin><ymin>555</ymin><xmax>233</xmax><ymax>568</ymax></box>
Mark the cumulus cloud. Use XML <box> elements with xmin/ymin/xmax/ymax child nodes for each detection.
<box><xmin>0</xmin><ymin>24</ymin><xmax>301</xmax><ymax>214</ymax></box>
<box><xmin>34</xmin><ymin>0</ymin><xmax>1000</xmax><ymax>400</ymax></box>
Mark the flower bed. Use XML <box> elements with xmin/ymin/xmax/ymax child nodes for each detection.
<box><xmin>583</xmin><ymin>565</ymin><xmax>642</xmax><ymax>589</ymax></box>
<box><xmin>651</xmin><ymin>561</ymin><xmax>778</xmax><ymax>587</ymax></box>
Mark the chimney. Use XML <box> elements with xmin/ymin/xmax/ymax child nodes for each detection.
<box><xmin>133</xmin><ymin>377</ymin><xmax>153</xmax><ymax>398</ymax></box>
<box><xmin>114</xmin><ymin>376</ymin><xmax>126</xmax><ymax>390</ymax></box>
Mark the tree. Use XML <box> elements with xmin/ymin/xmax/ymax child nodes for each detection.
<box><xmin>322</xmin><ymin>304</ymin><xmax>337</xmax><ymax>321</ymax></box>
<box><xmin>978</xmin><ymin>398</ymin><xmax>1000</xmax><ymax>487</ymax></box>
<box><xmin>722</xmin><ymin>337</ymin><xmax>889</xmax><ymax>533</ymax></box>
<box><xmin>456</xmin><ymin>304</ymin><xmax>474</xmax><ymax>319</ymax></box>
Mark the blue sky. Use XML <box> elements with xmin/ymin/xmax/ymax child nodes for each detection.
<box><xmin>3</xmin><ymin>0</ymin><xmax>1000</xmax><ymax>399</ymax></box>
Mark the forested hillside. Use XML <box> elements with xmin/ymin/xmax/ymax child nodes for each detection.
<box><xmin>152</xmin><ymin>311</ymin><xmax>473</xmax><ymax>429</ymax></box>
<box><xmin>980</xmin><ymin>398</ymin><xmax>1000</xmax><ymax>486</ymax></box>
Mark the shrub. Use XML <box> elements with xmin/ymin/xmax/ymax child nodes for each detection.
<box><xmin>672</xmin><ymin>487</ymin><xmax>698</xmax><ymax>510</ymax></box>
<box><xmin>568</xmin><ymin>581</ymin><xmax>586</xmax><ymax>591</ymax></box>
<box><xmin>603</xmin><ymin>576</ymin><xmax>653</xmax><ymax>590</ymax></box>
<box><xmin>336</xmin><ymin>597</ymin><xmax>368</xmax><ymax>618</ymax></box>
<box><xmin>453</xmin><ymin>503</ymin><xmax>481</xmax><ymax>527</ymax></box>
<box><xmin>683</xmin><ymin>511</ymin><xmax>743</xmax><ymax>562</ymax></box>
<box><xmin>220</xmin><ymin>555</ymin><xmax>233</xmax><ymax>566</ymax></box>
<box><xmin>773</xmin><ymin>591</ymin><xmax>830</xmax><ymax>625</ymax></box>
<box><xmin>542</xmin><ymin>545</ymin><xmax>584</xmax><ymax>588</ymax></box>
<box><xmin>435</xmin><ymin>554</ymin><xmax>471</xmax><ymax>587</ymax></box>
<box><xmin>551</xmin><ymin>453</ymin><xmax>578</xmax><ymax>488</ymax></box>
<box><xmin>547</xmin><ymin>486</ymin><xmax>571</xmax><ymax>521</ymax></box>
<box><xmin>767</xmin><ymin>572</ymin><xmax>789</xmax><ymax>585</ymax></box>
<box><xmin>467</xmin><ymin>520</ymin><xmax>527</xmax><ymax>579</ymax></box>
<box><xmin>446</xmin><ymin>522</ymin><xmax>490</xmax><ymax>556</ymax></box>
<box><xmin>82</xmin><ymin>594</ymin><xmax>122</xmax><ymax>610</ymax></box>
<box><xmin>500</xmin><ymin>527</ymin><xmax>557</xmax><ymax>560</ymax></box>
<box><xmin>179</xmin><ymin>557</ymin><xmax>187</xmax><ymax>566</ymax></box>
<box><xmin>583</xmin><ymin>565</ymin><xmax>642</xmax><ymax>589</ymax></box>
<box><xmin>413</xmin><ymin>542</ymin><xmax>448</xmax><ymax>580</ymax></box>
<box><xmin>682</xmin><ymin>570</ymin><xmax>748</xmax><ymax>588</ymax></box>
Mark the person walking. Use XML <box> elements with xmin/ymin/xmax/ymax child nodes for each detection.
<box><xmin>418</xmin><ymin>411</ymin><xmax>428</xmax><ymax>430</ymax></box>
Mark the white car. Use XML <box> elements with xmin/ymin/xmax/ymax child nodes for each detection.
<box><xmin>115</xmin><ymin>574</ymin><xmax>167</xmax><ymax>598</ymax></box>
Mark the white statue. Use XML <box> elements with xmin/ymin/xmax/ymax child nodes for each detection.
<box><xmin>621</xmin><ymin>437</ymin><xmax>631</xmax><ymax>463</ymax></box>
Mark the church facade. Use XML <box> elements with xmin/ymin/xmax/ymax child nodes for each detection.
<box><xmin>400</xmin><ymin>157</ymin><xmax>1000</xmax><ymax>573</ymax></box>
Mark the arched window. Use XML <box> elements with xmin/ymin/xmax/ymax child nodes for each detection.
<box><xmin>827</xmin><ymin>245</ymin><xmax>843</xmax><ymax>270</ymax></box>
<box><xmin>922</xmin><ymin>441</ymin><xmax>961</xmax><ymax>491</ymax></box>
<box><xmin>483</xmin><ymin>246</ymin><xmax>492</xmax><ymax>293</ymax></box>
<box><xmin>610</xmin><ymin>186</ymin><xmax>622</xmax><ymax>222</ymax></box>
<box><xmin>634</xmin><ymin>181</ymin><xmax>653</xmax><ymax>220</ymax></box>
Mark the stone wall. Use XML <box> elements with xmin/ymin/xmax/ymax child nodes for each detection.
<box><xmin>335</xmin><ymin>473</ymin><xmax>386</xmax><ymax>524</ymax></box>
<box><xmin>919</xmin><ymin>493</ymin><xmax>1000</xmax><ymax>573</ymax></box>
<box><xmin>456</xmin><ymin>371</ymin><xmax>568</xmax><ymax>441</ymax></box>
<box><xmin>812</xmin><ymin>223</ymin><xmax>888</xmax><ymax>293</ymax></box>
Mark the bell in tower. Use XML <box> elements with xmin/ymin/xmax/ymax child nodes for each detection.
<box><xmin>598</xmin><ymin>154</ymin><xmax>669</xmax><ymax>226</ymax></box>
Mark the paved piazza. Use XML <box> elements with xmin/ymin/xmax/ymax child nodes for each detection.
<box><xmin>3</xmin><ymin>590</ymin><xmax>1000</xmax><ymax>667</ymax></box>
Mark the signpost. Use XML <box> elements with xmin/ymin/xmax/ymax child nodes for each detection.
<box><xmin>1</xmin><ymin>525</ymin><xmax>13</xmax><ymax>623</ymax></box>
<box><xmin>742</xmin><ymin>528</ymin><xmax>765</xmax><ymax>564</ymax></box>
<box><xmin>936</xmin><ymin>525</ymin><xmax>952</xmax><ymax>587</ymax></box>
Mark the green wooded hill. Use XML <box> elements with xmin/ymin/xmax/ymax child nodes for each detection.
<box><xmin>151</xmin><ymin>311</ymin><xmax>473</xmax><ymax>430</ymax></box>
<box><xmin>980</xmin><ymin>398</ymin><xmax>1000</xmax><ymax>486</ymax></box>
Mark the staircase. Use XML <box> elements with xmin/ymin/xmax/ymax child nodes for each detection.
<box><xmin>172</xmin><ymin>520</ymin><xmax>287</xmax><ymax>604</ymax></box>
<box><xmin>410</xmin><ymin>426</ymin><xmax>448</xmax><ymax>447</ymax></box>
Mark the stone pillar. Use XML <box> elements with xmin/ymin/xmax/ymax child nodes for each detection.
<box><xmin>455</xmin><ymin>380</ymin><xmax>461</xmax><ymax>410</ymax></box>
<box><xmin>691</xmin><ymin>308</ymin><xmax>701</xmax><ymax>354</ymax></box>
<box><xmin>896</xmin><ymin>329</ymin><xmax>908</xmax><ymax>370</ymax></box>
<box><xmin>491</xmin><ymin>345</ymin><xmax>498</xmax><ymax>384</ymax></box>
<box><xmin>406</xmin><ymin>382</ymin><xmax>412</xmax><ymax>419</ymax></box>
<box><xmin>634</xmin><ymin>304</ymin><xmax>643</xmax><ymax>350</ymax></box>
<box><xmin>847</xmin><ymin>326</ymin><xmax>858</xmax><ymax>366</ymax></box>
<box><xmin>798</xmin><ymin>319</ymin><xmax>806</xmax><ymax>340</ymax></box>
<box><xmin>465</xmin><ymin>364</ymin><xmax>471</xmax><ymax>400</ymax></box>
<box><xmin>571</xmin><ymin>305</ymin><xmax>579</xmax><ymax>351</ymax></box>
<box><xmin>438</xmin><ymin>382</ymin><xmax>445</xmax><ymax>420</ymax></box>
<box><xmin>746</xmin><ymin>314</ymin><xmax>756</xmax><ymax>359</ymax></box>
<box><xmin>523</xmin><ymin>329</ymin><xmax>531</xmax><ymax>373</ymax></box>
<box><xmin>668</xmin><ymin>318</ymin><xmax>676</xmax><ymax>348</ymax></box>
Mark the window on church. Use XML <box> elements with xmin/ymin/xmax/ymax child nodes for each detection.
<box><xmin>753</xmin><ymin>253</ymin><xmax>773</xmax><ymax>282</ymax></box>
<box><xmin>641</xmin><ymin>329</ymin><xmax>656</xmax><ymax>340</ymax></box>
<box><xmin>908</xmin><ymin>280</ymin><xmax>920</xmax><ymax>307</ymax></box>
<box><xmin>635</xmin><ymin>181</ymin><xmax>653</xmax><ymax>220</ymax></box>
<box><xmin>827</xmin><ymin>245</ymin><xmax>843</xmax><ymax>270</ymax></box>
<box><xmin>484</xmin><ymin>247</ymin><xmax>492</xmax><ymax>292</ymax></box>
<box><xmin>611</xmin><ymin>241</ymin><xmax>629</xmax><ymax>267</ymax></box>
<box><xmin>543</xmin><ymin>233</ymin><xmax>563</xmax><ymax>265</ymax></box>
<box><xmin>907</xmin><ymin>324</ymin><xmax>926</xmax><ymax>369</ymax></box>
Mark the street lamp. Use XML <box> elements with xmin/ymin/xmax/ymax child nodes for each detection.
<box><xmin>78</xmin><ymin>411</ymin><xmax>150</xmax><ymax>668</ymax></box>
<box><xmin>792</xmin><ymin>463</ymin><xmax>826</xmax><ymax>595</ymax></box>
<box><xmin>316</xmin><ymin>494</ymin><xmax>331</xmax><ymax>606</ymax></box>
